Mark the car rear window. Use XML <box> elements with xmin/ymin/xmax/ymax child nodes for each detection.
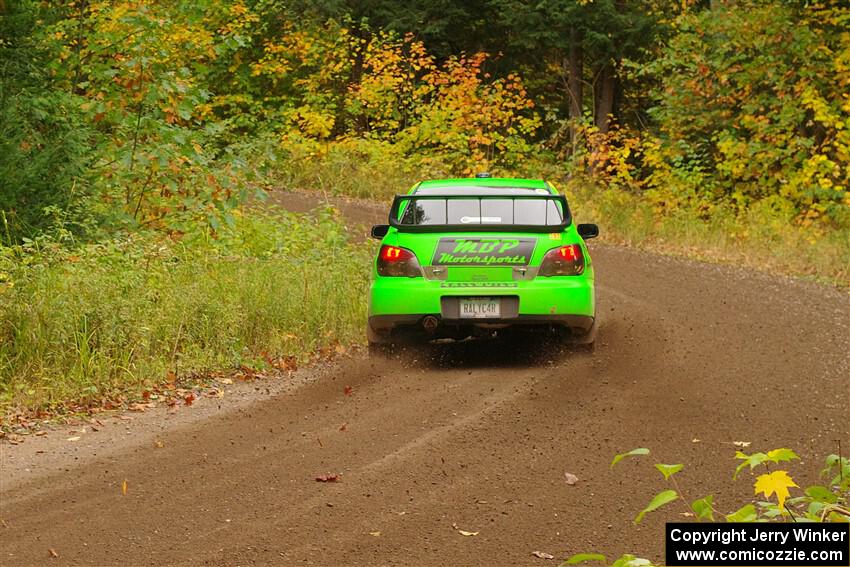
<box><xmin>400</xmin><ymin>187</ymin><xmax>565</xmax><ymax>227</ymax></box>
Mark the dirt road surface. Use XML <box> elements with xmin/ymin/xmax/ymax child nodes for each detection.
<box><xmin>2</xmin><ymin>191</ymin><xmax>848</xmax><ymax>566</ymax></box>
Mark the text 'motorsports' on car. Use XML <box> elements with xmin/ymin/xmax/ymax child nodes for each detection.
<box><xmin>367</xmin><ymin>176</ymin><xmax>598</xmax><ymax>351</ymax></box>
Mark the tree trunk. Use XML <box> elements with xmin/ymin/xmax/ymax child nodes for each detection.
<box><xmin>594</xmin><ymin>63</ymin><xmax>617</xmax><ymax>133</ymax></box>
<box><xmin>567</xmin><ymin>32</ymin><xmax>583</xmax><ymax>121</ymax></box>
<box><xmin>565</xmin><ymin>29</ymin><xmax>583</xmax><ymax>149</ymax></box>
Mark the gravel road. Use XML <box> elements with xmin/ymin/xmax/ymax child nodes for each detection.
<box><xmin>2</xmin><ymin>191</ymin><xmax>848</xmax><ymax>566</ymax></box>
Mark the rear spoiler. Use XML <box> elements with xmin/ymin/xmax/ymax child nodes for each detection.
<box><xmin>388</xmin><ymin>193</ymin><xmax>572</xmax><ymax>233</ymax></box>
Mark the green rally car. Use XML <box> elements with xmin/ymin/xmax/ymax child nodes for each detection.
<box><xmin>367</xmin><ymin>176</ymin><xmax>598</xmax><ymax>350</ymax></box>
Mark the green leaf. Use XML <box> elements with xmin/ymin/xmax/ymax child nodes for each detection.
<box><xmin>734</xmin><ymin>451</ymin><xmax>768</xmax><ymax>480</ymax></box>
<box><xmin>634</xmin><ymin>489</ymin><xmax>678</xmax><ymax>524</ymax></box>
<box><xmin>726</xmin><ymin>503</ymin><xmax>757</xmax><ymax>522</ymax></box>
<box><xmin>611</xmin><ymin>448</ymin><xmax>650</xmax><ymax>468</ymax></box>
<box><xmin>766</xmin><ymin>448</ymin><xmax>799</xmax><ymax>464</ymax></box>
<box><xmin>691</xmin><ymin>495</ymin><xmax>715</xmax><ymax>521</ymax></box>
<box><xmin>804</xmin><ymin>485</ymin><xmax>837</xmax><ymax>504</ymax></box>
<box><xmin>655</xmin><ymin>463</ymin><xmax>684</xmax><ymax>480</ymax></box>
<box><xmin>807</xmin><ymin>501</ymin><xmax>827</xmax><ymax>519</ymax></box>
<box><xmin>617</xmin><ymin>559</ymin><xmax>652</xmax><ymax>567</ymax></box>
<box><xmin>762</xmin><ymin>505</ymin><xmax>783</xmax><ymax>518</ymax></box>
<box><xmin>562</xmin><ymin>553</ymin><xmax>607</xmax><ymax>566</ymax></box>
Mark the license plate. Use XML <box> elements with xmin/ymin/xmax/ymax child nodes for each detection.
<box><xmin>459</xmin><ymin>298</ymin><xmax>500</xmax><ymax>319</ymax></box>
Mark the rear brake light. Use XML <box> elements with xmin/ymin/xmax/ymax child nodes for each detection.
<box><xmin>539</xmin><ymin>244</ymin><xmax>584</xmax><ymax>276</ymax></box>
<box><xmin>377</xmin><ymin>245</ymin><xmax>422</xmax><ymax>277</ymax></box>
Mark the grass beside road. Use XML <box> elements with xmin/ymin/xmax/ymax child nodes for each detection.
<box><xmin>565</xmin><ymin>183</ymin><xmax>850</xmax><ymax>286</ymax></box>
<box><xmin>0</xmin><ymin>207</ymin><xmax>372</xmax><ymax>417</ymax></box>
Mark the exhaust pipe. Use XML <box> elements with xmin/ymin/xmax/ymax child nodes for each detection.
<box><xmin>422</xmin><ymin>316</ymin><xmax>440</xmax><ymax>334</ymax></box>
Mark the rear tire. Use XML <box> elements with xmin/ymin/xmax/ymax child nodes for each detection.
<box><xmin>559</xmin><ymin>318</ymin><xmax>597</xmax><ymax>354</ymax></box>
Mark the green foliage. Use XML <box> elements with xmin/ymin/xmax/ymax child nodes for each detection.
<box><xmin>638</xmin><ymin>0</ymin><xmax>850</xmax><ymax>228</ymax></box>
<box><xmin>634</xmin><ymin>489</ymin><xmax>678</xmax><ymax>525</ymax></box>
<box><xmin>563</xmin><ymin>553</ymin><xmax>607</xmax><ymax>565</ymax></box>
<box><xmin>734</xmin><ymin>448</ymin><xmax>800</xmax><ymax>479</ymax></box>
<box><xmin>567</xmin><ymin>447</ymin><xmax>849</xmax><ymax>567</ymax></box>
<box><xmin>690</xmin><ymin>495</ymin><xmax>715</xmax><ymax>521</ymax></box>
<box><xmin>654</xmin><ymin>463</ymin><xmax>683</xmax><ymax>480</ymax></box>
<box><xmin>610</xmin><ymin>447</ymin><xmax>650</xmax><ymax>468</ymax></box>
<box><xmin>0</xmin><ymin>0</ymin><xmax>94</xmax><ymax>241</ymax></box>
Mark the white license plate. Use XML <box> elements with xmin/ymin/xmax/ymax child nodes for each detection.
<box><xmin>459</xmin><ymin>298</ymin><xmax>500</xmax><ymax>319</ymax></box>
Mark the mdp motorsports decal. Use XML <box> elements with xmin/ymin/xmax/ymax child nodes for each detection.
<box><xmin>432</xmin><ymin>237</ymin><xmax>536</xmax><ymax>266</ymax></box>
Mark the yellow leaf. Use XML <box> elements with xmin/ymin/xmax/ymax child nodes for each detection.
<box><xmin>754</xmin><ymin>470</ymin><xmax>797</xmax><ymax>510</ymax></box>
<box><xmin>121</xmin><ymin>479</ymin><xmax>128</xmax><ymax>496</ymax></box>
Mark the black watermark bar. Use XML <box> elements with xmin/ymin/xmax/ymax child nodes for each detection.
<box><xmin>666</xmin><ymin>523</ymin><xmax>849</xmax><ymax>566</ymax></box>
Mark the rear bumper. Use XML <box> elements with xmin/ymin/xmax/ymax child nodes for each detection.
<box><xmin>369</xmin><ymin>313</ymin><xmax>594</xmax><ymax>331</ymax></box>
<box><xmin>367</xmin><ymin>312</ymin><xmax>595</xmax><ymax>344</ymax></box>
<box><xmin>368</xmin><ymin>274</ymin><xmax>595</xmax><ymax>343</ymax></box>
<box><xmin>369</xmin><ymin>276</ymin><xmax>594</xmax><ymax>317</ymax></box>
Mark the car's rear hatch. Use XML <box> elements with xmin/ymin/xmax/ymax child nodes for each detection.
<box><xmin>387</xmin><ymin>188</ymin><xmax>572</xmax><ymax>320</ymax></box>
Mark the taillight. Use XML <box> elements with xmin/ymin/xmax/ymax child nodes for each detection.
<box><xmin>539</xmin><ymin>244</ymin><xmax>584</xmax><ymax>276</ymax></box>
<box><xmin>377</xmin><ymin>245</ymin><xmax>422</xmax><ymax>277</ymax></box>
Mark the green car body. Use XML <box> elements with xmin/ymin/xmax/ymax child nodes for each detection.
<box><xmin>367</xmin><ymin>177</ymin><xmax>598</xmax><ymax>347</ymax></box>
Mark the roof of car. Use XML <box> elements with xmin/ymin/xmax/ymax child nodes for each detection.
<box><xmin>415</xmin><ymin>178</ymin><xmax>550</xmax><ymax>191</ymax></box>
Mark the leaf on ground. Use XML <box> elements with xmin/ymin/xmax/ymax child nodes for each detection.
<box><xmin>206</xmin><ymin>388</ymin><xmax>224</xmax><ymax>398</ymax></box>
<box><xmin>270</xmin><ymin>355</ymin><xmax>297</xmax><ymax>372</ymax></box>
<box><xmin>369</xmin><ymin>531</ymin><xmax>381</xmax><ymax>537</ymax></box>
<box><xmin>154</xmin><ymin>439</ymin><xmax>164</xmax><ymax>448</ymax></box>
<box><xmin>184</xmin><ymin>393</ymin><xmax>196</xmax><ymax>406</ymax></box>
<box><xmin>634</xmin><ymin>489</ymin><xmax>678</xmax><ymax>524</ymax></box>
<box><xmin>452</xmin><ymin>523</ymin><xmax>479</xmax><ymax>536</ymax></box>
<box><xmin>67</xmin><ymin>436</ymin><xmax>80</xmax><ymax>442</ymax></box>
<box><xmin>339</xmin><ymin>423</ymin><xmax>348</xmax><ymax>432</ymax></box>
<box><xmin>564</xmin><ymin>472</ymin><xmax>579</xmax><ymax>485</ymax></box>
<box><xmin>754</xmin><ymin>470</ymin><xmax>798</xmax><ymax>509</ymax></box>
<box><xmin>121</xmin><ymin>479</ymin><xmax>128</xmax><ymax>495</ymax></box>
<box><xmin>343</xmin><ymin>386</ymin><xmax>353</xmax><ymax>396</ymax></box>
<box><xmin>48</xmin><ymin>548</ymin><xmax>59</xmax><ymax>558</ymax></box>
<box><xmin>532</xmin><ymin>550</ymin><xmax>555</xmax><ymax>559</ymax></box>
<box><xmin>611</xmin><ymin>448</ymin><xmax>649</xmax><ymax>468</ymax></box>
<box><xmin>315</xmin><ymin>474</ymin><xmax>340</xmax><ymax>483</ymax></box>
